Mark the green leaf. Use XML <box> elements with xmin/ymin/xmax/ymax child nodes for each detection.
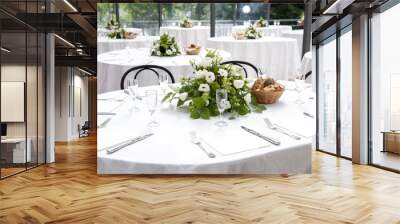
<box><xmin>192</xmin><ymin>97</ymin><xmax>206</xmax><ymax>108</ymax></box>
<box><xmin>177</xmin><ymin>99</ymin><xmax>185</xmax><ymax>107</ymax></box>
<box><xmin>199</xmin><ymin>107</ymin><xmax>210</xmax><ymax>119</ymax></box>
<box><xmin>190</xmin><ymin>109</ymin><xmax>200</xmax><ymax>119</ymax></box>
<box><xmin>162</xmin><ymin>92</ymin><xmax>174</xmax><ymax>103</ymax></box>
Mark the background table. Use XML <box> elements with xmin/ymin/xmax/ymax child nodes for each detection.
<box><xmin>97</xmin><ymin>27</ymin><xmax>142</xmax><ymax>39</ymax></box>
<box><xmin>97</xmin><ymin>84</ymin><xmax>315</xmax><ymax>174</ymax></box>
<box><xmin>160</xmin><ymin>26</ymin><xmax>210</xmax><ymax>48</ymax></box>
<box><xmin>232</xmin><ymin>25</ymin><xmax>293</xmax><ymax>37</ymax></box>
<box><xmin>282</xmin><ymin>29</ymin><xmax>304</xmax><ymax>55</ymax></box>
<box><xmin>97</xmin><ymin>48</ymin><xmax>230</xmax><ymax>93</ymax></box>
<box><xmin>207</xmin><ymin>36</ymin><xmax>300</xmax><ymax>80</ymax></box>
<box><xmin>97</xmin><ymin>36</ymin><xmax>158</xmax><ymax>54</ymax></box>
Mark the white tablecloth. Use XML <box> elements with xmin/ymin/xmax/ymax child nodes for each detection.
<box><xmin>97</xmin><ymin>84</ymin><xmax>315</xmax><ymax>174</ymax></box>
<box><xmin>160</xmin><ymin>26</ymin><xmax>210</xmax><ymax>48</ymax></box>
<box><xmin>97</xmin><ymin>36</ymin><xmax>158</xmax><ymax>54</ymax></box>
<box><xmin>207</xmin><ymin>36</ymin><xmax>300</xmax><ymax>80</ymax></box>
<box><xmin>97</xmin><ymin>28</ymin><xmax>143</xmax><ymax>39</ymax></box>
<box><xmin>282</xmin><ymin>30</ymin><xmax>304</xmax><ymax>55</ymax></box>
<box><xmin>97</xmin><ymin>48</ymin><xmax>230</xmax><ymax>93</ymax></box>
<box><xmin>232</xmin><ymin>25</ymin><xmax>292</xmax><ymax>37</ymax></box>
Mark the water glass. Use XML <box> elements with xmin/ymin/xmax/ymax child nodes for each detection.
<box><xmin>145</xmin><ymin>90</ymin><xmax>159</xmax><ymax>127</ymax></box>
<box><xmin>215</xmin><ymin>89</ymin><xmax>228</xmax><ymax>127</ymax></box>
<box><xmin>127</xmin><ymin>78</ymin><xmax>139</xmax><ymax>111</ymax></box>
<box><xmin>294</xmin><ymin>78</ymin><xmax>306</xmax><ymax>104</ymax></box>
<box><xmin>159</xmin><ymin>73</ymin><xmax>169</xmax><ymax>94</ymax></box>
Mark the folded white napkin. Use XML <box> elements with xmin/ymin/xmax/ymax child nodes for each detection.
<box><xmin>200</xmin><ymin>126</ymin><xmax>270</xmax><ymax>156</ymax></box>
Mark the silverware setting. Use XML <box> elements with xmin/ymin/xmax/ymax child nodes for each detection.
<box><xmin>303</xmin><ymin>112</ymin><xmax>314</xmax><ymax>118</ymax></box>
<box><xmin>98</xmin><ymin>117</ymin><xmax>112</xmax><ymax>129</ymax></box>
<box><xmin>103</xmin><ymin>133</ymin><xmax>154</xmax><ymax>154</ymax></box>
<box><xmin>263</xmin><ymin>118</ymin><xmax>301</xmax><ymax>140</ymax></box>
<box><xmin>190</xmin><ymin>131</ymin><xmax>216</xmax><ymax>158</ymax></box>
<box><xmin>241</xmin><ymin>126</ymin><xmax>281</xmax><ymax>146</ymax></box>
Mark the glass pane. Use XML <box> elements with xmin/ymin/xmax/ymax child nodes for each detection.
<box><xmin>1</xmin><ymin>29</ymin><xmax>28</xmax><ymax>177</ymax></box>
<box><xmin>340</xmin><ymin>29</ymin><xmax>352</xmax><ymax>158</ymax></box>
<box><xmin>161</xmin><ymin>3</ymin><xmax>210</xmax><ymax>27</ymax></box>
<box><xmin>119</xmin><ymin>3</ymin><xmax>160</xmax><ymax>36</ymax></box>
<box><xmin>371</xmin><ymin>4</ymin><xmax>400</xmax><ymax>171</ymax></box>
<box><xmin>317</xmin><ymin>37</ymin><xmax>337</xmax><ymax>154</ymax></box>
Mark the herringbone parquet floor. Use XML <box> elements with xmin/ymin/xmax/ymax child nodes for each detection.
<box><xmin>1</xmin><ymin>135</ymin><xmax>400</xmax><ymax>224</ymax></box>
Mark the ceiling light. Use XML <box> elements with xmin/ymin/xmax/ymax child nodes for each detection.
<box><xmin>63</xmin><ymin>0</ymin><xmax>78</xmax><ymax>12</ymax></box>
<box><xmin>78</xmin><ymin>68</ymin><xmax>92</xmax><ymax>76</ymax></box>
<box><xmin>54</xmin><ymin>34</ymin><xmax>75</xmax><ymax>48</ymax></box>
<box><xmin>1</xmin><ymin>47</ymin><xmax>11</xmax><ymax>53</ymax></box>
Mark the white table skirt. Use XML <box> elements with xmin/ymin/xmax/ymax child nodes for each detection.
<box><xmin>160</xmin><ymin>26</ymin><xmax>210</xmax><ymax>48</ymax></box>
<box><xmin>207</xmin><ymin>36</ymin><xmax>300</xmax><ymax>80</ymax></box>
<box><xmin>97</xmin><ymin>48</ymin><xmax>231</xmax><ymax>93</ymax></box>
<box><xmin>282</xmin><ymin>30</ymin><xmax>304</xmax><ymax>55</ymax></box>
<box><xmin>232</xmin><ymin>25</ymin><xmax>292</xmax><ymax>37</ymax></box>
<box><xmin>97</xmin><ymin>84</ymin><xmax>315</xmax><ymax>174</ymax></box>
<box><xmin>97</xmin><ymin>36</ymin><xmax>158</xmax><ymax>54</ymax></box>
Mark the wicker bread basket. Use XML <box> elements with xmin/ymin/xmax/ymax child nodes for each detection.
<box><xmin>124</xmin><ymin>32</ymin><xmax>138</xmax><ymax>39</ymax></box>
<box><xmin>186</xmin><ymin>44</ymin><xmax>201</xmax><ymax>55</ymax></box>
<box><xmin>232</xmin><ymin>32</ymin><xmax>245</xmax><ymax>40</ymax></box>
<box><xmin>251</xmin><ymin>78</ymin><xmax>285</xmax><ymax>104</ymax></box>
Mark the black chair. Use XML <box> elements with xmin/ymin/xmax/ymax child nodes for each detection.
<box><xmin>120</xmin><ymin>65</ymin><xmax>175</xmax><ymax>90</ymax></box>
<box><xmin>79</xmin><ymin>121</ymin><xmax>90</xmax><ymax>138</ymax></box>
<box><xmin>221</xmin><ymin>60</ymin><xmax>259</xmax><ymax>78</ymax></box>
<box><xmin>304</xmin><ymin>71</ymin><xmax>312</xmax><ymax>80</ymax></box>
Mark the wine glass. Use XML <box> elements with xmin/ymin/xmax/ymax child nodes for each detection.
<box><xmin>159</xmin><ymin>73</ymin><xmax>169</xmax><ymax>94</ymax></box>
<box><xmin>145</xmin><ymin>90</ymin><xmax>159</xmax><ymax>127</ymax></box>
<box><xmin>127</xmin><ymin>78</ymin><xmax>140</xmax><ymax>111</ymax></box>
<box><xmin>215</xmin><ymin>89</ymin><xmax>228</xmax><ymax>127</ymax></box>
<box><xmin>294</xmin><ymin>77</ymin><xmax>306</xmax><ymax>104</ymax></box>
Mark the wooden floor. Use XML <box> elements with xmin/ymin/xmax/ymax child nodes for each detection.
<box><xmin>1</xmin><ymin>135</ymin><xmax>400</xmax><ymax>224</ymax></box>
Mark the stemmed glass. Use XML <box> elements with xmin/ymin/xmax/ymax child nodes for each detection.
<box><xmin>127</xmin><ymin>78</ymin><xmax>140</xmax><ymax>111</ymax></box>
<box><xmin>145</xmin><ymin>90</ymin><xmax>159</xmax><ymax>127</ymax></box>
<box><xmin>215</xmin><ymin>89</ymin><xmax>228</xmax><ymax>127</ymax></box>
<box><xmin>159</xmin><ymin>73</ymin><xmax>169</xmax><ymax>94</ymax></box>
<box><xmin>294</xmin><ymin>77</ymin><xmax>306</xmax><ymax>104</ymax></box>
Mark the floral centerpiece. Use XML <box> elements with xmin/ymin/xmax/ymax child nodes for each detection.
<box><xmin>180</xmin><ymin>17</ymin><xmax>193</xmax><ymax>28</ymax></box>
<box><xmin>106</xmin><ymin>18</ymin><xmax>120</xmax><ymax>30</ymax></box>
<box><xmin>107</xmin><ymin>27</ymin><xmax>126</xmax><ymax>39</ymax></box>
<box><xmin>162</xmin><ymin>50</ymin><xmax>266</xmax><ymax>119</ymax></box>
<box><xmin>244</xmin><ymin>25</ymin><xmax>263</xmax><ymax>39</ymax></box>
<box><xmin>151</xmin><ymin>33</ymin><xmax>181</xmax><ymax>57</ymax></box>
<box><xmin>255</xmin><ymin>17</ymin><xmax>268</xmax><ymax>27</ymax></box>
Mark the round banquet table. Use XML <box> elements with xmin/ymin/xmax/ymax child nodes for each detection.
<box><xmin>97</xmin><ymin>48</ymin><xmax>230</xmax><ymax>94</ymax></box>
<box><xmin>97</xmin><ymin>82</ymin><xmax>315</xmax><ymax>174</ymax></box>
<box><xmin>97</xmin><ymin>36</ymin><xmax>158</xmax><ymax>54</ymax></box>
<box><xmin>231</xmin><ymin>25</ymin><xmax>292</xmax><ymax>37</ymax></box>
<box><xmin>282</xmin><ymin>29</ymin><xmax>304</xmax><ymax>55</ymax></box>
<box><xmin>160</xmin><ymin>26</ymin><xmax>210</xmax><ymax>48</ymax></box>
<box><xmin>207</xmin><ymin>36</ymin><xmax>300</xmax><ymax>80</ymax></box>
<box><xmin>97</xmin><ymin>27</ymin><xmax>142</xmax><ymax>39</ymax></box>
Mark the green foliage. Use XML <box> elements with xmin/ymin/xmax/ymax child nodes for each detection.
<box><xmin>107</xmin><ymin>27</ymin><xmax>125</xmax><ymax>39</ymax></box>
<box><xmin>255</xmin><ymin>17</ymin><xmax>267</xmax><ymax>27</ymax></box>
<box><xmin>244</xmin><ymin>25</ymin><xmax>263</xmax><ymax>39</ymax></box>
<box><xmin>179</xmin><ymin>17</ymin><xmax>193</xmax><ymax>28</ymax></box>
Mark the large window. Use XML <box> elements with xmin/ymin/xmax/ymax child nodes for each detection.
<box><xmin>317</xmin><ymin>36</ymin><xmax>337</xmax><ymax>155</ymax></box>
<box><xmin>370</xmin><ymin>3</ymin><xmax>400</xmax><ymax>171</ymax></box>
<box><xmin>0</xmin><ymin>2</ymin><xmax>46</xmax><ymax>179</ymax></box>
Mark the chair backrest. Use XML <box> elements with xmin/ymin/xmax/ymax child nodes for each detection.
<box><xmin>221</xmin><ymin>60</ymin><xmax>259</xmax><ymax>78</ymax></box>
<box><xmin>120</xmin><ymin>65</ymin><xmax>175</xmax><ymax>89</ymax></box>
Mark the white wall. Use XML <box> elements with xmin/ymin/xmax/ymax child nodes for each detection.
<box><xmin>55</xmin><ymin>67</ymin><xmax>89</xmax><ymax>141</ymax></box>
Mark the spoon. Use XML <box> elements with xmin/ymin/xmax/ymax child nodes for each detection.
<box><xmin>189</xmin><ymin>131</ymin><xmax>216</xmax><ymax>158</ymax></box>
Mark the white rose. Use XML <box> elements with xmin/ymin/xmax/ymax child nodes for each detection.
<box><xmin>219</xmin><ymin>69</ymin><xmax>228</xmax><ymax>77</ymax></box>
<box><xmin>198</xmin><ymin>83</ymin><xmax>210</xmax><ymax>92</ymax></box>
<box><xmin>233</xmin><ymin>80</ymin><xmax>244</xmax><ymax>89</ymax></box>
<box><xmin>166</xmin><ymin>49</ymin><xmax>172</xmax><ymax>55</ymax></box>
<box><xmin>179</xmin><ymin>92</ymin><xmax>188</xmax><ymax>101</ymax></box>
<box><xmin>157</xmin><ymin>51</ymin><xmax>161</xmax><ymax>56</ymax></box>
<box><xmin>244</xmin><ymin>93</ymin><xmax>251</xmax><ymax>104</ymax></box>
<box><xmin>205</xmin><ymin>71</ymin><xmax>216</xmax><ymax>83</ymax></box>
<box><xmin>172</xmin><ymin>48</ymin><xmax>176</xmax><ymax>53</ymax></box>
<box><xmin>196</xmin><ymin>70</ymin><xmax>207</xmax><ymax>78</ymax></box>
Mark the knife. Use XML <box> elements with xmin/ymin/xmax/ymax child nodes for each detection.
<box><xmin>241</xmin><ymin>126</ymin><xmax>281</xmax><ymax>146</ymax></box>
<box><xmin>104</xmin><ymin>133</ymin><xmax>154</xmax><ymax>154</ymax></box>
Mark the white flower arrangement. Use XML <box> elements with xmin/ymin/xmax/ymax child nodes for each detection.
<box><xmin>244</xmin><ymin>25</ymin><xmax>263</xmax><ymax>39</ymax></box>
<box><xmin>163</xmin><ymin>49</ymin><xmax>266</xmax><ymax>119</ymax></box>
<box><xmin>151</xmin><ymin>33</ymin><xmax>181</xmax><ymax>57</ymax></box>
